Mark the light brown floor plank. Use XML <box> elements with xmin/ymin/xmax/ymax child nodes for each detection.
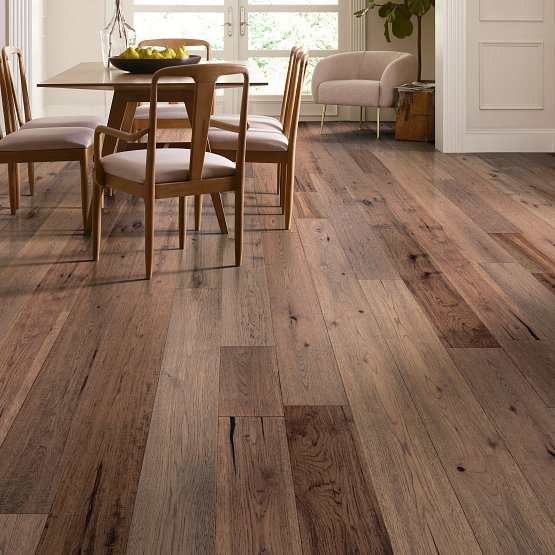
<box><xmin>126</xmin><ymin>288</ymin><xmax>221</xmax><ymax>554</ymax></box>
<box><xmin>448</xmin><ymin>348</ymin><xmax>555</xmax><ymax>520</ymax></box>
<box><xmin>216</xmin><ymin>416</ymin><xmax>302</xmax><ymax>555</ymax></box>
<box><xmin>219</xmin><ymin>346</ymin><xmax>283</xmax><ymax>417</ymax></box>
<box><xmin>361</xmin><ymin>279</ymin><xmax>555</xmax><ymax>554</ymax></box>
<box><xmin>285</xmin><ymin>405</ymin><xmax>393</xmax><ymax>555</ymax></box>
<box><xmin>0</xmin><ymin>514</ymin><xmax>47</xmax><ymax>555</ymax></box>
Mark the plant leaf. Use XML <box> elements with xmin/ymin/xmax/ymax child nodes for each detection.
<box><xmin>391</xmin><ymin>10</ymin><xmax>414</xmax><ymax>39</ymax></box>
<box><xmin>406</xmin><ymin>0</ymin><xmax>432</xmax><ymax>16</ymax></box>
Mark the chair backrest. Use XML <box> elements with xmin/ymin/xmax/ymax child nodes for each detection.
<box><xmin>281</xmin><ymin>49</ymin><xmax>309</xmax><ymax>140</ymax></box>
<box><xmin>138</xmin><ymin>38</ymin><xmax>212</xmax><ymax>60</ymax></box>
<box><xmin>144</xmin><ymin>63</ymin><xmax>249</xmax><ymax>193</ymax></box>
<box><xmin>280</xmin><ymin>46</ymin><xmax>301</xmax><ymax>125</ymax></box>
<box><xmin>1</xmin><ymin>46</ymin><xmax>32</xmax><ymax>134</ymax></box>
<box><xmin>286</xmin><ymin>51</ymin><xmax>309</xmax><ymax>152</ymax></box>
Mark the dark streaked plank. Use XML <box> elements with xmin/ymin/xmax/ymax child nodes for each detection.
<box><xmin>489</xmin><ymin>233</ymin><xmax>555</xmax><ymax>274</ymax></box>
<box><xmin>330</xmin><ymin>206</ymin><xmax>399</xmax><ymax>280</ymax></box>
<box><xmin>219</xmin><ymin>347</ymin><xmax>283</xmax><ymax>417</ymax></box>
<box><xmin>216</xmin><ymin>416</ymin><xmax>302</xmax><ymax>555</ymax></box>
<box><xmin>285</xmin><ymin>406</ymin><xmax>393</xmax><ymax>555</ymax></box>
<box><xmin>126</xmin><ymin>288</ymin><xmax>221</xmax><ymax>554</ymax></box>
<box><xmin>448</xmin><ymin>348</ymin><xmax>555</xmax><ymax>519</ymax></box>
<box><xmin>534</xmin><ymin>273</ymin><xmax>555</xmax><ymax>294</ymax></box>
<box><xmin>361</xmin><ymin>279</ymin><xmax>555</xmax><ymax>554</ymax></box>
<box><xmin>501</xmin><ymin>341</ymin><xmax>555</xmax><ymax>408</ymax></box>
<box><xmin>0</xmin><ymin>514</ymin><xmax>47</xmax><ymax>555</ymax></box>
<box><xmin>298</xmin><ymin>219</ymin><xmax>481</xmax><ymax>555</ymax></box>
<box><xmin>374</xmin><ymin>221</ymin><xmax>499</xmax><ymax>348</ymax></box>
<box><xmin>263</xmin><ymin>231</ymin><xmax>347</xmax><ymax>405</ymax></box>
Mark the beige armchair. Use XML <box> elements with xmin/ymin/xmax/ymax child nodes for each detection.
<box><xmin>311</xmin><ymin>51</ymin><xmax>418</xmax><ymax>137</ymax></box>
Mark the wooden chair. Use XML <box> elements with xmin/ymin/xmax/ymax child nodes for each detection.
<box><xmin>92</xmin><ymin>63</ymin><xmax>249</xmax><ymax>279</ymax></box>
<box><xmin>1</xmin><ymin>46</ymin><xmax>103</xmax><ymax>197</ymax></box>
<box><xmin>132</xmin><ymin>38</ymin><xmax>212</xmax><ymax>133</ymax></box>
<box><xmin>0</xmin><ymin>54</ymin><xmax>93</xmax><ymax>226</ymax></box>
<box><xmin>208</xmin><ymin>50</ymin><xmax>309</xmax><ymax>230</ymax></box>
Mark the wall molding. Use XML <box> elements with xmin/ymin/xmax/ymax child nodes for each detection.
<box><xmin>465</xmin><ymin>128</ymin><xmax>555</xmax><ymax>152</ymax></box>
<box><xmin>350</xmin><ymin>0</ymin><xmax>367</xmax><ymax>51</ymax></box>
<box><xmin>479</xmin><ymin>0</ymin><xmax>544</xmax><ymax>22</ymax></box>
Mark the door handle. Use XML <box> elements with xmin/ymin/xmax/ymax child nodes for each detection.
<box><xmin>240</xmin><ymin>6</ymin><xmax>249</xmax><ymax>36</ymax></box>
<box><xmin>223</xmin><ymin>7</ymin><xmax>233</xmax><ymax>37</ymax></box>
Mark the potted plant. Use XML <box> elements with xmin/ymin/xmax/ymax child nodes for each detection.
<box><xmin>354</xmin><ymin>0</ymin><xmax>435</xmax><ymax>81</ymax></box>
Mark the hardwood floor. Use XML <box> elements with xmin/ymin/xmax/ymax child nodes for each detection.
<box><xmin>0</xmin><ymin>122</ymin><xmax>554</xmax><ymax>554</ymax></box>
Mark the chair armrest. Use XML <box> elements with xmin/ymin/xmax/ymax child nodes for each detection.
<box><xmin>311</xmin><ymin>53</ymin><xmax>364</xmax><ymax>103</ymax></box>
<box><xmin>209</xmin><ymin>117</ymin><xmax>250</xmax><ymax>133</ymax></box>
<box><xmin>95</xmin><ymin>125</ymin><xmax>150</xmax><ymax>144</ymax></box>
<box><xmin>379</xmin><ymin>54</ymin><xmax>418</xmax><ymax>107</ymax></box>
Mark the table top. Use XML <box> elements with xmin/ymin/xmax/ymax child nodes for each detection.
<box><xmin>38</xmin><ymin>61</ymin><xmax>268</xmax><ymax>90</ymax></box>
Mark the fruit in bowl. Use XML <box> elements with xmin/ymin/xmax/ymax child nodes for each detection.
<box><xmin>118</xmin><ymin>46</ymin><xmax>190</xmax><ymax>60</ymax></box>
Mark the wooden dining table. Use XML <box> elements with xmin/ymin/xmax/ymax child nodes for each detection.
<box><xmin>38</xmin><ymin>61</ymin><xmax>268</xmax><ymax>156</ymax></box>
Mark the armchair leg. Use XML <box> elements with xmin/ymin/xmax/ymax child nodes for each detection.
<box><xmin>359</xmin><ymin>107</ymin><xmax>364</xmax><ymax>129</ymax></box>
<box><xmin>234</xmin><ymin>188</ymin><xmax>244</xmax><ymax>267</ymax></box>
<box><xmin>377</xmin><ymin>107</ymin><xmax>381</xmax><ymax>139</ymax></box>
<box><xmin>144</xmin><ymin>197</ymin><xmax>155</xmax><ymax>280</ymax></box>
<box><xmin>79</xmin><ymin>151</ymin><xmax>89</xmax><ymax>230</ymax></box>
<box><xmin>211</xmin><ymin>193</ymin><xmax>228</xmax><ymax>234</ymax></box>
<box><xmin>92</xmin><ymin>184</ymin><xmax>102</xmax><ymax>261</ymax></box>
<box><xmin>320</xmin><ymin>105</ymin><xmax>327</xmax><ymax>134</ymax></box>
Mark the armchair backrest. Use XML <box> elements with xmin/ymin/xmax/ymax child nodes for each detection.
<box><xmin>145</xmin><ymin>63</ymin><xmax>250</xmax><ymax>194</ymax></box>
<box><xmin>138</xmin><ymin>39</ymin><xmax>212</xmax><ymax>60</ymax></box>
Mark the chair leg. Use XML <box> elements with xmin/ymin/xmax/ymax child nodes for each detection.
<box><xmin>79</xmin><ymin>151</ymin><xmax>89</xmax><ymax>230</ymax></box>
<box><xmin>320</xmin><ymin>105</ymin><xmax>327</xmax><ymax>134</ymax></box>
<box><xmin>284</xmin><ymin>160</ymin><xmax>296</xmax><ymax>230</ymax></box>
<box><xmin>276</xmin><ymin>164</ymin><xmax>281</xmax><ymax>195</ymax></box>
<box><xmin>144</xmin><ymin>197</ymin><xmax>155</xmax><ymax>280</ymax></box>
<box><xmin>178</xmin><ymin>196</ymin><xmax>187</xmax><ymax>250</ymax></box>
<box><xmin>359</xmin><ymin>106</ymin><xmax>363</xmax><ymax>129</ymax></box>
<box><xmin>279</xmin><ymin>164</ymin><xmax>286</xmax><ymax>213</ymax></box>
<box><xmin>28</xmin><ymin>163</ymin><xmax>35</xmax><ymax>196</ymax></box>
<box><xmin>194</xmin><ymin>194</ymin><xmax>203</xmax><ymax>231</ymax></box>
<box><xmin>7</xmin><ymin>163</ymin><xmax>17</xmax><ymax>215</ymax></box>
<box><xmin>92</xmin><ymin>184</ymin><xmax>102</xmax><ymax>261</ymax></box>
<box><xmin>15</xmin><ymin>164</ymin><xmax>21</xmax><ymax>209</ymax></box>
<box><xmin>234</xmin><ymin>186</ymin><xmax>244</xmax><ymax>267</ymax></box>
<box><xmin>211</xmin><ymin>193</ymin><xmax>228</xmax><ymax>234</ymax></box>
<box><xmin>376</xmin><ymin>107</ymin><xmax>381</xmax><ymax>139</ymax></box>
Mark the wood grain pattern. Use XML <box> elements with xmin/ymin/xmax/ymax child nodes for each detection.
<box><xmin>263</xmin><ymin>231</ymin><xmax>347</xmax><ymax>405</ymax></box>
<box><xmin>501</xmin><ymin>341</ymin><xmax>555</xmax><ymax>408</ymax></box>
<box><xmin>216</xmin><ymin>416</ymin><xmax>302</xmax><ymax>555</ymax></box>
<box><xmin>534</xmin><ymin>273</ymin><xmax>555</xmax><ymax>294</ymax></box>
<box><xmin>298</xmin><ymin>219</ymin><xmax>481</xmax><ymax>554</ymax></box>
<box><xmin>448</xmin><ymin>348</ymin><xmax>555</xmax><ymax>520</ymax></box>
<box><xmin>285</xmin><ymin>406</ymin><xmax>393</xmax><ymax>555</ymax></box>
<box><xmin>126</xmin><ymin>288</ymin><xmax>221</xmax><ymax>554</ymax></box>
<box><xmin>361</xmin><ymin>279</ymin><xmax>555</xmax><ymax>554</ymax></box>
<box><xmin>374</xmin><ymin>221</ymin><xmax>499</xmax><ymax>348</ymax></box>
<box><xmin>219</xmin><ymin>347</ymin><xmax>283</xmax><ymax>416</ymax></box>
<box><xmin>0</xmin><ymin>514</ymin><xmax>47</xmax><ymax>555</ymax></box>
<box><xmin>489</xmin><ymin>233</ymin><xmax>555</xmax><ymax>274</ymax></box>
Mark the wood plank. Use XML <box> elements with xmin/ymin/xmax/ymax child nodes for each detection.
<box><xmin>219</xmin><ymin>347</ymin><xmax>283</xmax><ymax>417</ymax></box>
<box><xmin>126</xmin><ymin>288</ymin><xmax>221</xmax><ymax>554</ymax></box>
<box><xmin>481</xmin><ymin>263</ymin><xmax>555</xmax><ymax>341</ymax></box>
<box><xmin>297</xmin><ymin>219</ymin><xmax>481</xmax><ymax>555</ymax></box>
<box><xmin>449</xmin><ymin>348</ymin><xmax>555</xmax><ymax>520</ymax></box>
<box><xmin>0</xmin><ymin>514</ymin><xmax>47</xmax><ymax>555</ymax></box>
<box><xmin>293</xmin><ymin>192</ymin><xmax>328</xmax><ymax>220</ymax></box>
<box><xmin>433</xmin><ymin>179</ymin><xmax>521</xmax><ymax>233</ymax></box>
<box><xmin>361</xmin><ymin>279</ymin><xmax>555</xmax><ymax>554</ymax></box>
<box><xmin>501</xmin><ymin>341</ymin><xmax>555</xmax><ymax>408</ymax></box>
<box><xmin>488</xmin><ymin>233</ymin><xmax>555</xmax><ymax>274</ymax></box>
<box><xmin>34</xmin><ymin>199</ymin><xmax>182</xmax><ymax>554</ymax></box>
<box><xmin>216</xmin><ymin>416</ymin><xmax>302</xmax><ymax>555</ymax></box>
<box><xmin>534</xmin><ymin>273</ymin><xmax>555</xmax><ymax>294</ymax></box>
<box><xmin>330</xmin><ymin>205</ymin><xmax>399</xmax><ymax>280</ymax></box>
<box><xmin>285</xmin><ymin>406</ymin><xmax>393</xmax><ymax>555</ymax></box>
<box><xmin>374</xmin><ymin>221</ymin><xmax>499</xmax><ymax>348</ymax></box>
<box><xmin>263</xmin><ymin>230</ymin><xmax>347</xmax><ymax>405</ymax></box>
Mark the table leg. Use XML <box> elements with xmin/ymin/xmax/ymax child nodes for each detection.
<box><xmin>102</xmin><ymin>91</ymin><xmax>130</xmax><ymax>157</ymax></box>
<box><xmin>117</xmin><ymin>102</ymin><xmax>139</xmax><ymax>152</ymax></box>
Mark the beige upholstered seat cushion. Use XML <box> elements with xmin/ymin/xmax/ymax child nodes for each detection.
<box><xmin>208</xmin><ymin>128</ymin><xmax>288</xmax><ymax>152</ymax></box>
<box><xmin>134</xmin><ymin>104</ymin><xmax>189</xmax><ymax>120</ymax></box>
<box><xmin>101</xmin><ymin>148</ymin><xmax>236</xmax><ymax>184</ymax></box>
<box><xmin>21</xmin><ymin>115</ymin><xmax>105</xmax><ymax>130</ymax></box>
<box><xmin>214</xmin><ymin>114</ymin><xmax>283</xmax><ymax>132</ymax></box>
<box><xmin>317</xmin><ymin>80</ymin><xmax>380</xmax><ymax>107</ymax></box>
<box><xmin>0</xmin><ymin>127</ymin><xmax>94</xmax><ymax>151</ymax></box>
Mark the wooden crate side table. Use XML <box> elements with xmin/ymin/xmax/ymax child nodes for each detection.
<box><xmin>395</xmin><ymin>85</ymin><xmax>435</xmax><ymax>142</ymax></box>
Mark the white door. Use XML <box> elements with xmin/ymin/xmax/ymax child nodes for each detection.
<box><xmin>129</xmin><ymin>0</ymin><xmax>348</xmax><ymax>116</ymax></box>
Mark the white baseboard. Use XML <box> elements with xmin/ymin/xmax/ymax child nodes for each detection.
<box><xmin>464</xmin><ymin>128</ymin><xmax>555</xmax><ymax>152</ymax></box>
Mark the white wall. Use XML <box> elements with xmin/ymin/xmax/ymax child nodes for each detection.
<box><xmin>464</xmin><ymin>0</ymin><xmax>555</xmax><ymax>151</ymax></box>
<box><xmin>43</xmin><ymin>0</ymin><xmax>106</xmax><ymax>116</ymax></box>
